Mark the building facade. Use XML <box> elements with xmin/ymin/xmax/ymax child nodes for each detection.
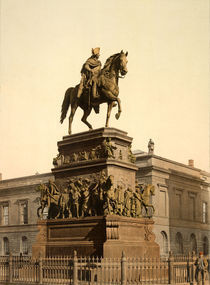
<box><xmin>0</xmin><ymin>150</ymin><xmax>209</xmax><ymax>256</ymax></box>
<box><xmin>0</xmin><ymin>173</ymin><xmax>53</xmax><ymax>255</ymax></box>
<box><xmin>135</xmin><ymin>151</ymin><xmax>210</xmax><ymax>257</ymax></box>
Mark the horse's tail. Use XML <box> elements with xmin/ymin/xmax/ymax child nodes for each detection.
<box><xmin>60</xmin><ymin>87</ymin><xmax>74</xmax><ymax>124</ymax></box>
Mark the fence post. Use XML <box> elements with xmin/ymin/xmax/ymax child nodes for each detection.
<box><xmin>39</xmin><ymin>254</ymin><xmax>43</xmax><ymax>285</ymax></box>
<box><xmin>9</xmin><ymin>253</ymin><xmax>13</xmax><ymax>283</ymax></box>
<box><xmin>73</xmin><ymin>250</ymin><xmax>78</xmax><ymax>285</ymax></box>
<box><xmin>121</xmin><ymin>251</ymin><xmax>127</xmax><ymax>285</ymax></box>
<box><xmin>187</xmin><ymin>252</ymin><xmax>191</xmax><ymax>283</ymax></box>
<box><xmin>168</xmin><ymin>251</ymin><xmax>174</xmax><ymax>284</ymax></box>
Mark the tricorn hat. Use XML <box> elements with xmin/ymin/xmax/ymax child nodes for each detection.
<box><xmin>92</xmin><ymin>47</ymin><xmax>100</xmax><ymax>55</ymax></box>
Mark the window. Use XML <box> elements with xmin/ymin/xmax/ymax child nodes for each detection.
<box><xmin>189</xmin><ymin>197</ymin><xmax>195</xmax><ymax>220</ymax></box>
<box><xmin>203</xmin><ymin>236</ymin><xmax>209</xmax><ymax>255</ymax></box>
<box><xmin>190</xmin><ymin>234</ymin><xmax>197</xmax><ymax>254</ymax></box>
<box><xmin>202</xmin><ymin>202</ymin><xmax>207</xmax><ymax>223</ymax></box>
<box><xmin>175</xmin><ymin>193</ymin><xmax>182</xmax><ymax>218</ymax></box>
<box><xmin>175</xmin><ymin>232</ymin><xmax>183</xmax><ymax>254</ymax></box>
<box><xmin>2</xmin><ymin>205</ymin><xmax>9</xmax><ymax>225</ymax></box>
<box><xmin>20</xmin><ymin>202</ymin><xmax>28</xmax><ymax>224</ymax></box>
<box><xmin>173</xmin><ymin>189</ymin><xmax>183</xmax><ymax>219</ymax></box>
<box><xmin>3</xmin><ymin>237</ymin><xmax>9</xmax><ymax>255</ymax></box>
<box><xmin>159</xmin><ymin>191</ymin><xmax>166</xmax><ymax>216</ymax></box>
<box><xmin>160</xmin><ymin>231</ymin><xmax>168</xmax><ymax>255</ymax></box>
<box><xmin>21</xmin><ymin>236</ymin><xmax>28</xmax><ymax>255</ymax></box>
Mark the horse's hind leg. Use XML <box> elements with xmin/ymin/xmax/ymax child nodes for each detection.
<box><xmin>81</xmin><ymin>108</ymin><xmax>93</xmax><ymax>130</ymax></box>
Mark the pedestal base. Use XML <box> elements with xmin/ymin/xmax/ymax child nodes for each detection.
<box><xmin>32</xmin><ymin>215</ymin><xmax>159</xmax><ymax>258</ymax></box>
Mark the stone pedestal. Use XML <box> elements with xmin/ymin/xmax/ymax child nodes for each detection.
<box><xmin>52</xmin><ymin>127</ymin><xmax>137</xmax><ymax>190</ymax></box>
<box><xmin>32</xmin><ymin>215</ymin><xmax>159</xmax><ymax>258</ymax></box>
<box><xmin>33</xmin><ymin>128</ymin><xmax>160</xmax><ymax>258</ymax></box>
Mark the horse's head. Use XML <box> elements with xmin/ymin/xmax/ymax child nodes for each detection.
<box><xmin>38</xmin><ymin>183</ymin><xmax>46</xmax><ymax>193</ymax></box>
<box><xmin>149</xmin><ymin>185</ymin><xmax>155</xmax><ymax>196</ymax></box>
<box><xmin>118</xmin><ymin>50</ymin><xmax>128</xmax><ymax>76</ymax></box>
<box><xmin>141</xmin><ymin>184</ymin><xmax>155</xmax><ymax>198</ymax></box>
<box><xmin>102</xmin><ymin>50</ymin><xmax>128</xmax><ymax>77</ymax></box>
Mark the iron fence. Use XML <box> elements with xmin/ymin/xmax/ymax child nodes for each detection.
<box><xmin>0</xmin><ymin>252</ymin><xmax>209</xmax><ymax>284</ymax></box>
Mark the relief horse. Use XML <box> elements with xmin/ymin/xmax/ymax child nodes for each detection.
<box><xmin>37</xmin><ymin>183</ymin><xmax>62</xmax><ymax>219</ymax></box>
<box><xmin>141</xmin><ymin>184</ymin><xmax>155</xmax><ymax>217</ymax></box>
<box><xmin>60</xmin><ymin>50</ymin><xmax>128</xmax><ymax>134</ymax></box>
<box><xmin>37</xmin><ymin>184</ymin><xmax>49</xmax><ymax>219</ymax></box>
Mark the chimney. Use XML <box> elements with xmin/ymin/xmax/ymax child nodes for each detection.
<box><xmin>188</xmin><ymin>159</ymin><xmax>194</xmax><ymax>167</ymax></box>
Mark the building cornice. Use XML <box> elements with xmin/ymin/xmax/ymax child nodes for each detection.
<box><xmin>0</xmin><ymin>224</ymin><xmax>38</xmax><ymax>233</ymax></box>
<box><xmin>136</xmin><ymin>162</ymin><xmax>208</xmax><ymax>185</ymax></box>
<box><xmin>135</xmin><ymin>153</ymin><xmax>203</xmax><ymax>172</ymax></box>
<box><xmin>0</xmin><ymin>172</ymin><xmax>53</xmax><ymax>190</ymax></box>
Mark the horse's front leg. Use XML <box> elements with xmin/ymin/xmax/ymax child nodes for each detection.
<box><xmin>37</xmin><ymin>206</ymin><xmax>42</xmax><ymax>218</ymax></box>
<box><xmin>115</xmin><ymin>97</ymin><xmax>121</xmax><ymax>120</ymax></box>
<box><xmin>101</xmin><ymin>88</ymin><xmax>122</xmax><ymax>121</ymax></box>
<box><xmin>55</xmin><ymin>208</ymin><xmax>60</xmax><ymax>219</ymax></box>
<box><xmin>105</xmin><ymin>102</ymin><xmax>114</xmax><ymax>127</ymax></box>
<box><xmin>141</xmin><ymin>203</ymin><xmax>147</xmax><ymax>217</ymax></box>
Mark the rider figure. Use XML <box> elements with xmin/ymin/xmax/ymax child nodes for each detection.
<box><xmin>48</xmin><ymin>180</ymin><xmax>60</xmax><ymax>196</ymax></box>
<box><xmin>77</xmin><ymin>47</ymin><xmax>102</xmax><ymax>100</ymax></box>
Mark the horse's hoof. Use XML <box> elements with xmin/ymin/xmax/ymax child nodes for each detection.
<box><xmin>115</xmin><ymin>113</ymin><xmax>120</xmax><ymax>120</ymax></box>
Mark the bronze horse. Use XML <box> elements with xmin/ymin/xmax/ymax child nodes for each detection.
<box><xmin>60</xmin><ymin>50</ymin><xmax>128</xmax><ymax>134</ymax></box>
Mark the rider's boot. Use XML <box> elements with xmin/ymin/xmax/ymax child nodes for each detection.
<box><xmin>92</xmin><ymin>81</ymin><xmax>99</xmax><ymax>99</ymax></box>
<box><xmin>92</xmin><ymin>81</ymin><xmax>100</xmax><ymax>113</ymax></box>
<box><xmin>77</xmin><ymin>86</ymin><xmax>83</xmax><ymax>99</ymax></box>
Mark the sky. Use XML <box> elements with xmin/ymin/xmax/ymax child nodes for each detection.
<box><xmin>0</xmin><ymin>0</ymin><xmax>209</xmax><ymax>180</ymax></box>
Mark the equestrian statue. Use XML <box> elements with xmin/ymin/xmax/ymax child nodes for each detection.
<box><xmin>60</xmin><ymin>48</ymin><xmax>128</xmax><ymax>134</ymax></box>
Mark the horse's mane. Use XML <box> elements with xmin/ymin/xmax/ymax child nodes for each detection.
<box><xmin>102</xmin><ymin>53</ymin><xmax>120</xmax><ymax>71</ymax></box>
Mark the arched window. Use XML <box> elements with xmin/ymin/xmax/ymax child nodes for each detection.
<box><xmin>175</xmin><ymin>232</ymin><xmax>183</xmax><ymax>254</ymax></box>
<box><xmin>203</xmin><ymin>236</ymin><xmax>209</xmax><ymax>255</ymax></box>
<box><xmin>3</xmin><ymin>237</ymin><xmax>9</xmax><ymax>255</ymax></box>
<box><xmin>160</xmin><ymin>231</ymin><xmax>168</xmax><ymax>255</ymax></box>
<box><xmin>21</xmin><ymin>236</ymin><xmax>28</xmax><ymax>255</ymax></box>
<box><xmin>190</xmin><ymin>234</ymin><xmax>197</xmax><ymax>254</ymax></box>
